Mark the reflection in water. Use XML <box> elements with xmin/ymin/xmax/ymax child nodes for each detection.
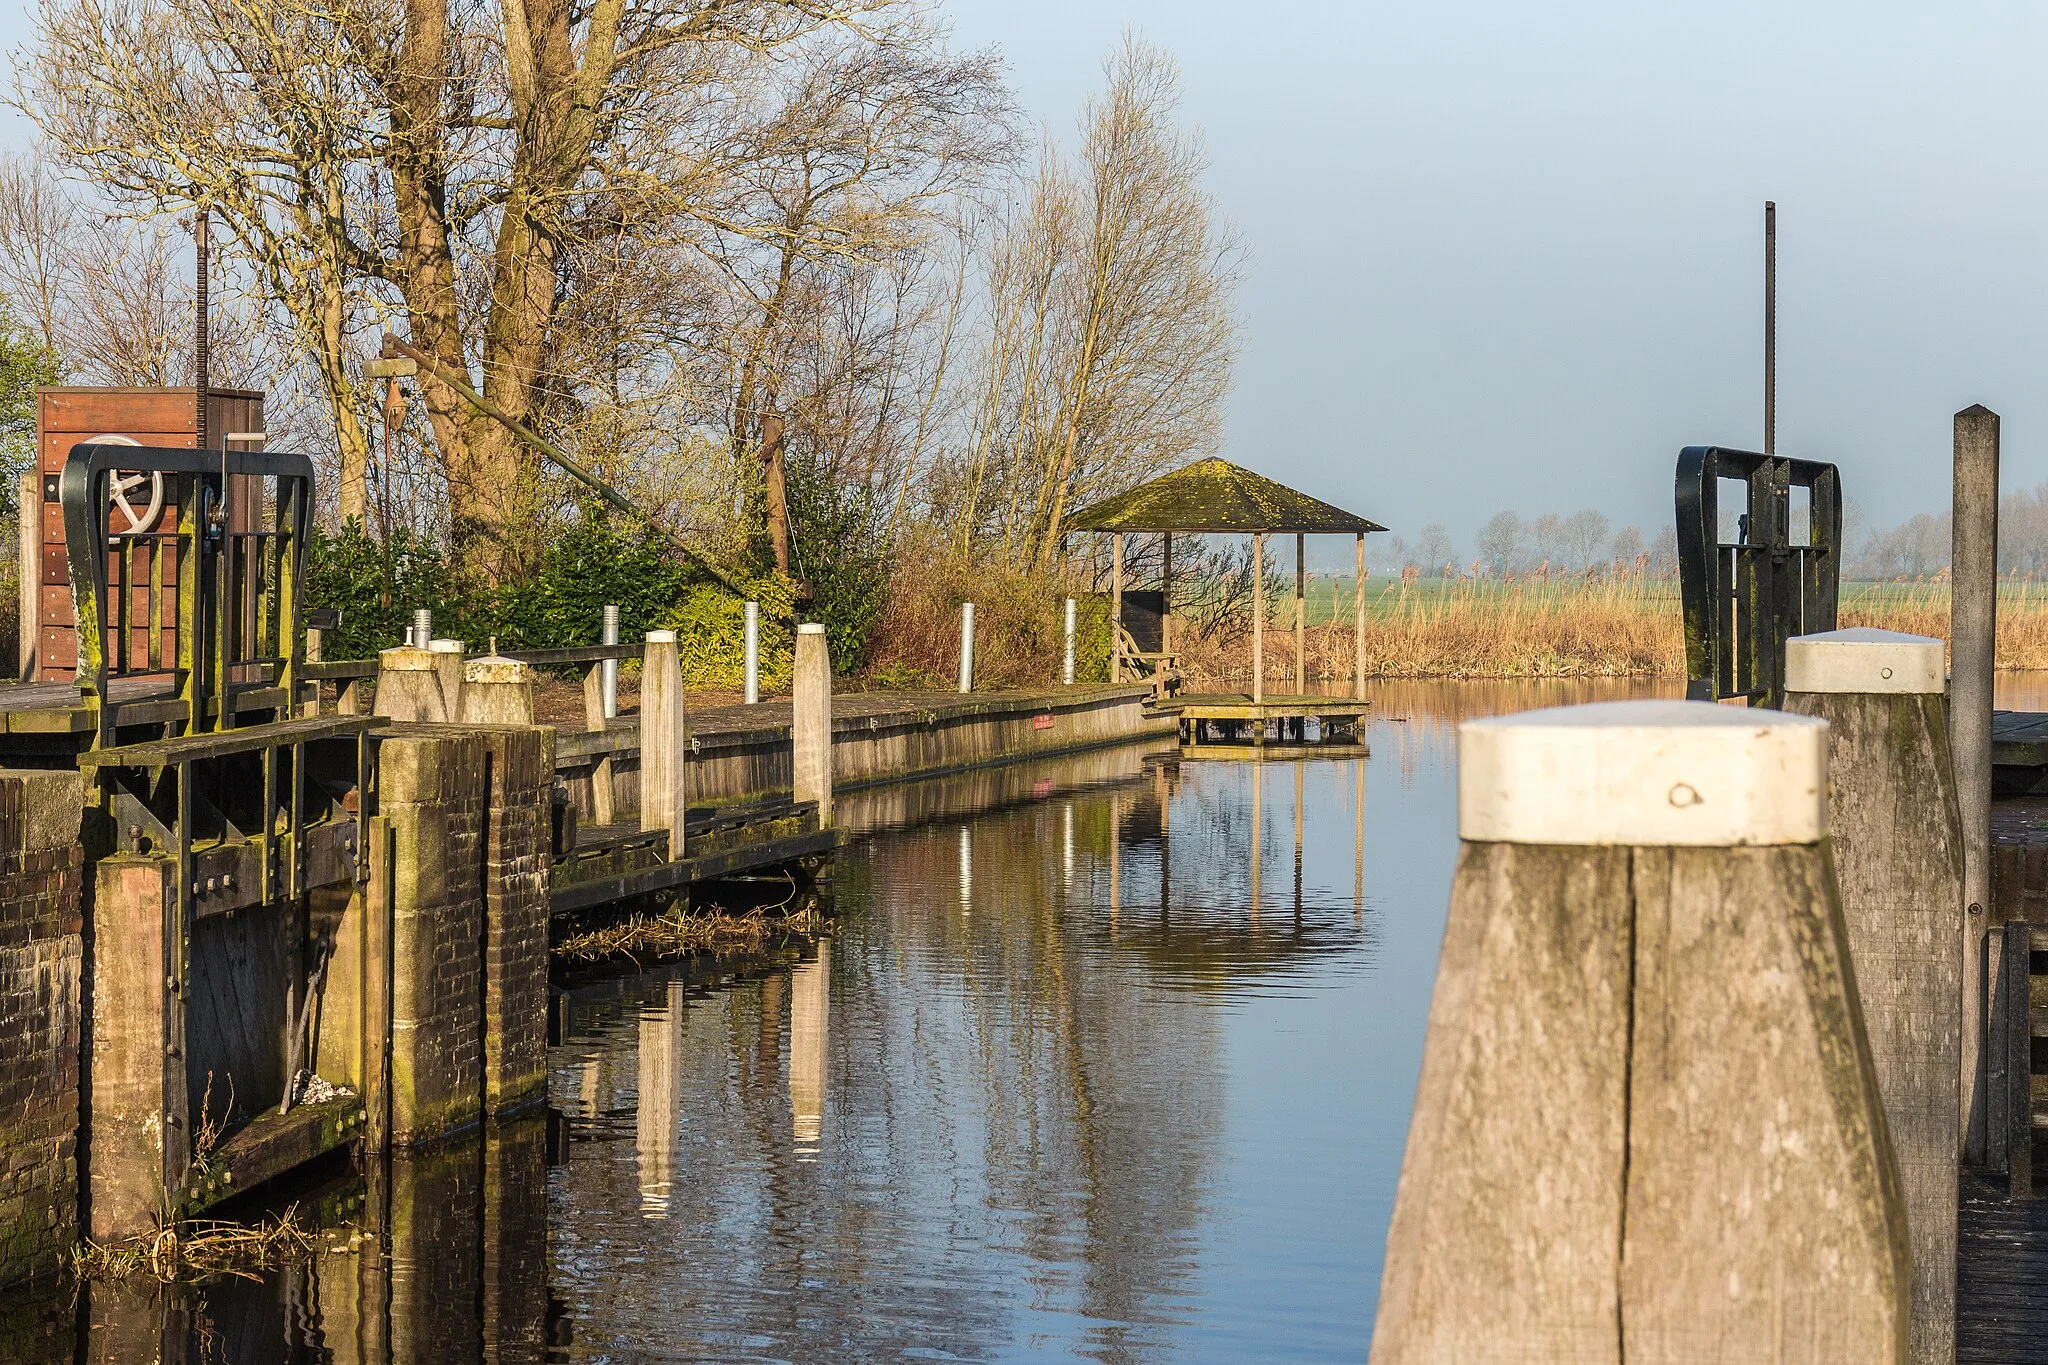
<box><xmin>790</xmin><ymin>940</ymin><xmax>828</xmax><ymax>1155</ymax></box>
<box><xmin>636</xmin><ymin>981</ymin><xmax>683</xmax><ymax>1218</ymax></box>
<box><xmin>33</xmin><ymin>679</ymin><xmax>1686</xmax><ymax>1362</ymax></box>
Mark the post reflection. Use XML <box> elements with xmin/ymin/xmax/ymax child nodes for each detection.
<box><xmin>789</xmin><ymin>941</ymin><xmax>829</xmax><ymax>1156</ymax></box>
<box><xmin>636</xmin><ymin>980</ymin><xmax>684</xmax><ymax>1218</ymax></box>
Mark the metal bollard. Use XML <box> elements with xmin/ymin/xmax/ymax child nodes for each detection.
<box><xmin>959</xmin><ymin>602</ymin><xmax>975</xmax><ymax>693</ymax></box>
<box><xmin>744</xmin><ymin>600</ymin><xmax>760</xmax><ymax>704</ymax></box>
<box><xmin>411</xmin><ymin>607</ymin><xmax>432</xmax><ymax>649</ymax></box>
<box><xmin>601</xmin><ymin>603</ymin><xmax>619</xmax><ymax>719</ymax></box>
<box><xmin>1064</xmin><ymin>597</ymin><xmax>1076</xmax><ymax>685</ymax></box>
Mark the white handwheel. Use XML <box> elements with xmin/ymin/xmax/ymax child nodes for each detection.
<box><xmin>89</xmin><ymin>434</ymin><xmax>162</xmax><ymax>536</ymax></box>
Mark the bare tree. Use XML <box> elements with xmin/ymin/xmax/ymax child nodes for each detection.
<box><xmin>954</xmin><ymin>37</ymin><xmax>1238</xmax><ymax>563</ymax></box>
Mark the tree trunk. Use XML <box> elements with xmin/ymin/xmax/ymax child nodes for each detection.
<box><xmin>761</xmin><ymin>410</ymin><xmax>791</xmax><ymax>576</ymax></box>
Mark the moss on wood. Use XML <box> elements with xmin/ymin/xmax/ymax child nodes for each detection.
<box><xmin>1065</xmin><ymin>457</ymin><xmax>1388</xmax><ymax>535</ymax></box>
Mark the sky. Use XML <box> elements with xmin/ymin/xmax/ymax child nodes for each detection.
<box><xmin>6</xmin><ymin>2</ymin><xmax>2048</xmax><ymax>562</ymax></box>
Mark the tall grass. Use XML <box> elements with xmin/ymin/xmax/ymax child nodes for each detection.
<box><xmin>1177</xmin><ymin>568</ymin><xmax>2048</xmax><ymax>683</ymax></box>
<box><xmin>862</xmin><ymin>542</ymin><xmax>1112</xmax><ymax>690</ymax></box>
<box><xmin>1179</xmin><ymin>566</ymin><xmax>1683</xmax><ymax>682</ymax></box>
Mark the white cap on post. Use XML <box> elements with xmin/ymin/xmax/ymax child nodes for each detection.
<box><xmin>1785</xmin><ymin>627</ymin><xmax>1944</xmax><ymax>695</ymax></box>
<box><xmin>646</xmin><ymin>629</ymin><xmax>677</xmax><ymax>643</ymax></box>
<box><xmin>798</xmin><ymin>623</ymin><xmax>826</xmax><ymax>635</ymax></box>
<box><xmin>1459</xmin><ymin>699</ymin><xmax>1828</xmax><ymax>846</ymax></box>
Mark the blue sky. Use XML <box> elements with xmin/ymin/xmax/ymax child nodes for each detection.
<box><xmin>9</xmin><ymin>2</ymin><xmax>2048</xmax><ymax>557</ymax></box>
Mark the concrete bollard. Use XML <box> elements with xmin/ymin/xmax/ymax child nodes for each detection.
<box><xmin>462</xmin><ymin>648</ymin><xmax>535</xmax><ymax>727</ymax></box>
<box><xmin>744</xmin><ymin>600</ymin><xmax>760</xmax><ymax>705</ymax></box>
<box><xmin>959</xmin><ymin>602</ymin><xmax>976</xmax><ymax>693</ymax></box>
<box><xmin>428</xmin><ymin>638</ymin><xmax>466</xmax><ymax>719</ymax></box>
<box><xmin>639</xmin><ymin>631</ymin><xmax>688</xmax><ymax>856</ymax></box>
<box><xmin>1064</xmin><ymin>597</ymin><xmax>1076</xmax><ymax>686</ymax></box>
<box><xmin>373</xmin><ymin>646</ymin><xmax>448</xmax><ymax>722</ymax></box>
<box><xmin>1372</xmin><ymin>700</ymin><xmax>1906</xmax><ymax>1365</ymax></box>
<box><xmin>1785</xmin><ymin>627</ymin><xmax>1961</xmax><ymax>1365</ymax></box>
<box><xmin>793</xmin><ymin>623</ymin><xmax>832</xmax><ymax>825</ymax></box>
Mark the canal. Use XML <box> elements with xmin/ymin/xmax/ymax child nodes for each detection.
<box><xmin>38</xmin><ymin>679</ymin><xmax>1679</xmax><ymax>1362</ymax></box>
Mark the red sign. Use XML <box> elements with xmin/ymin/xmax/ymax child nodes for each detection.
<box><xmin>1032</xmin><ymin>713</ymin><xmax>1055</xmax><ymax>730</ymax></box>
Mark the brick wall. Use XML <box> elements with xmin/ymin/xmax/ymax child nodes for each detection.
<box><xmin>476</xmin><ymin>727</ymin><xmax>553</xmax><ymax>1113</ymax></box>
<box><xmin>380</xmin><ymin>730</ymin><xmax>487</xmax><ymax>1145</ymax></box>
<box><xmin>0</xmin><ymin>771</ymin><xmax>82</xmax><ymax>1285</ymax></box>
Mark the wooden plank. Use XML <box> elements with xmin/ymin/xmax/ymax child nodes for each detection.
<box><xmin>84</xmin><ymin>714</ymin><xmax>384</xmax><ymax>768</ymax></box>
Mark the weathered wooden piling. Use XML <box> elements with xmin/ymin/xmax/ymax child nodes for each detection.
<box><xmin>1372</xmin><ymin>700</ymin><xmax>1907</xmax><ymax>1365</ymax></box>
<box><xmin>639</xmin><ymin>631</ymin><xmax>687</xmax><ymax>854</ymax></box>
<box><xmin>1785</xmin><ymin>627</ymin><xmax>1962</xmax><ymax>1365</ymax></box>
<box><xmin>793</xmin><ymin>623</ymin><xmax>832</xmax><ymax>824</ymax></box>
<box><xmin>1955</xmin><ymin>403</ymin><xmax>1999</xmax><ymax>1165</ymax></box>
<box><xmin>373</xmin><ymin>646</ymin><xmax>448</xmax><ymax>722</ymax></box>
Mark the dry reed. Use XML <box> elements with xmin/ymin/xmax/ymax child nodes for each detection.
<box><xmin>72</xmin><ymin>1209</ymin><xmax>320</xmax><ymax>1284</ymax></box>
<box><xmin>554</xmin><ymin>904</ymin><xmax>822</xmax><ymax>965</ymax></box>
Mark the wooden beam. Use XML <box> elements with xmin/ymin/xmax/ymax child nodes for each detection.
<box><xmin>1355</xmin><ymin>532</ymin><xmax>1367</xmax><ymax>701</ymax></box>
<box><xmin>1295</xmin><ymin>533</ymin><xmax>1306</xmax><ymax>695</ymax></box>
<box><xmin>1112</xmin><ymin>533</ymin><xmax>1125</xmax><ymax>685</ymax></box>
<box><xmin>1252</xmin><ymin>532</ymin><xmax>1265</xmax><ymax>704</ymax></box>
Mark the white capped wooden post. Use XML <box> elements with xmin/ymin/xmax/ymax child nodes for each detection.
<box><xmin>743</xmin><ymin>600</ymin><xmax>760</xmax><ymax>704</ymax></box>
<box><xmin>793</xmin><ymin>623</ymin><xmax>832</xmax><ymax>825</ymax></box>
<box><xmin>958</xmin><ymin>602</ymin><xmax>975</xmax><ymax>692</ymax></box>
<box><xmin>1785</xmin><ymin>627</ymin><xmax>1960</xmax><ymax>1364</ymax></box>
<box><xmin>1373</xmin><ymin>700</ymin><xmax>1905</xmax><ymax>1365</ymax></box>
<box><xmin>639</xmin><ymin>630</ymin><xmax>687</xmax><ymax>856</ymax></box>
<box><xmin>1063</xmin><ymin>597</ymin><xmax>1076</xmax><ymax>686</ymax></box>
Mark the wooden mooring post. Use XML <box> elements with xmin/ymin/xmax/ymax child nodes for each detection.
<box><xmin>1955</xmin><ymin>404</ymin><xmax>1999</xmax><ymax>1167</ymax></box>
<box><xmin>793</xmin><ymin>623</ymin><xmax>833</xmax><ymax>825</ymax></box>
<box><xmin>1785</xmin><ymin>627</ymin><xmax>1962</xmax><ymax>1365</ymax></box>
<box><xmin>1372</xmin><ymin>700</ymin><xmax>1907</xmax><ymax>1364</ymax></box>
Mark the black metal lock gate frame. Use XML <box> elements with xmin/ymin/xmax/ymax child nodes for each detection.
<box><xmin>1675</xmin><ymin>446</ymin><xmax>1842</xmax><ymax>709</ymax></box>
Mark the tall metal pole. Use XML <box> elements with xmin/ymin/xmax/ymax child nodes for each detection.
<box><xmin>194</xmin><ymin>207</ymin><xmax>210</xmax><ymax>448</ymax></box>
<box><xmin>1063</xmin><ymin>597</ymin><xmax>1076</xmax><ymax>686</ymax></box>
<box><xmin>1954</xmin><ymin>403</ymin><xmax>2000</xmax><ymax>1165</ymax></box>
<box><xmin>1764</xmin><ymin>200</ymin><xmax>1776</xmax><ymax>456</ymax></box>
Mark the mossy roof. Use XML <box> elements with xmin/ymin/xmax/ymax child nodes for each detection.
<box><xmin>1065</xmin><ymin>458</ymin><xmax>1387</xmax><ymax>535</ymax></box>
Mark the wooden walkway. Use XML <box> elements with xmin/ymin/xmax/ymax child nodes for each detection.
<box><xmin>1962</xmin><ymin>1172</ymin><xmax>2048</xmax><ymax>1362</ymax></box>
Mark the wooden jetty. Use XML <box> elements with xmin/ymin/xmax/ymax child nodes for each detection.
<box><xmin>1064</xmin><ymin>457</ymin><xmax>1386</xmax><ymax>757</ymax></box>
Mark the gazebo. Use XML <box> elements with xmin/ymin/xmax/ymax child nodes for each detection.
<box><xmin>1066</xmin><ymin>458</ymin><xmax>1388</xmax><ymax>751</ymax></box>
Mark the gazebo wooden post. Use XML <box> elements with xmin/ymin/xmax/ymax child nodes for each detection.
<box><xmin>1162</xmin><ymin>532</ymin><xmax>1174</xmax><ymax>658</ymax></box>
<box><xmin>1251</xmin><ymin>531</ymin><xmax>1265</xmax><ymax>704</ymax></box>
<box><xmin>1294</xmin><ymin>533</ymin><xmax>1307</xmax><ymax>697</ymax></box>
<box><xmin>1111</xmin><ymin>532</ymin><xmax>1125</xmax><ymax>684</ymax></box>
<box><xmin>1354</xmin><ymin>531</ymin><xmax>1367</xmax><ymax>701</ymax></box>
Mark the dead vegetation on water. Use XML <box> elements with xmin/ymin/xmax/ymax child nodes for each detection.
<box><xmin>554</xmin><ymin>903</ymin><xmax>824</xmax><ymax>966</ymax></box>
<box><xmin>70</xmin><ymin>1210</ymin><xmax>324</xmax><ymax>1285</ymax></box>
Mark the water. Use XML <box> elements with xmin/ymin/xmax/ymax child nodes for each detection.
<box><xmin>33</xmin><ymin>678</ymin><xmax>1689</xmax><ymax>1363</ymax></box>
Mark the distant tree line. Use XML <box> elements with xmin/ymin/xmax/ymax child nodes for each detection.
<box><xmin>1371</xmin><ymin>510</ymin><xmax>1677</xmax><ymax>578</ymax></box>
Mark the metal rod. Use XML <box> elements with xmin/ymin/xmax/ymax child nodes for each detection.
<box><xmin>601</xmin><ymin>603</ymin><xmax>620</xmax><ymax>718</ymax></box>
<box><xmin>1764</xmin><ymin>200</ymin><xmax>1775</xmax><ymax>456</ymax></box>
<box><xmin>743</xmin><ymin>600</ymin><xmax>760</xmax><ymax>704</ymax></box>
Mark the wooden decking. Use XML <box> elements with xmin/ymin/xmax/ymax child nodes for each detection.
<box><xmin>1962</xmin><ymin>1171</ymin><xmax>2048</xmax><ymax>1362</ymax></box>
